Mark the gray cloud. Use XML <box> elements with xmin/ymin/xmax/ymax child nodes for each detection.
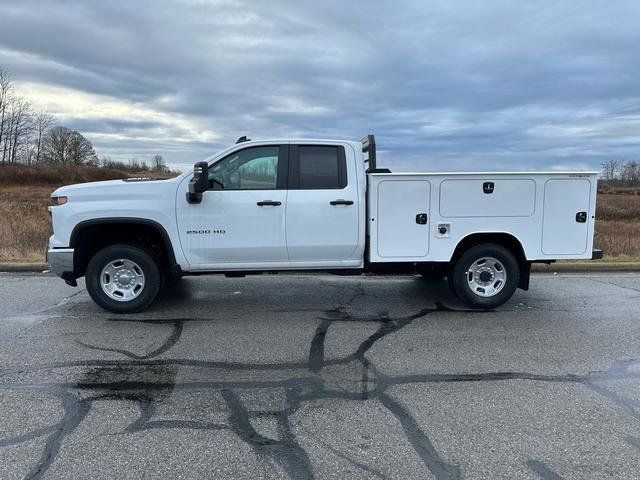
<box><xmin>1</xmin><ymin>0</ymin><xmax>639</xmax><ymax>171</ymax></box>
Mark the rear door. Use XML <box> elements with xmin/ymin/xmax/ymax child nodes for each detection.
<box><xmin>542</xmin><ymin>178</ymin><xmax>592</xmax><ymax>255</ymax></box>
<box><xmin>285</xmin><ymin>144</ymin><xmax>360</xmax><ymax>263</ymax></box>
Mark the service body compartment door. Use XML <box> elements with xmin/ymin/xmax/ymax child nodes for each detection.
<box><xmin>439</xmin><ymin>178</ymin><xmax>536</xmax><ymax>217</ymax></box>
<box><xmin>376</xmin><ymin>180</ymin><xmax>430</xmax><ymax>257</ymax></box>
<box><xmin>542</xmin><ymin>178</ymin><xmax>591</xmax><ymax>255</ymax></box>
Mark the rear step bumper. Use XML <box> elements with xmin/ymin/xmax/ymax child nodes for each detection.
<box><xmin>592</xmin><ymin>249</ymin><xmax>604</xmax><ymax>260</ymax></box>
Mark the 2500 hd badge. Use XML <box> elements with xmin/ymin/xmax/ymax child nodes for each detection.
<box><xmin>185</xmin><ymin>229</ymin><xmax>226</xmax><ymax>235</ymax></box>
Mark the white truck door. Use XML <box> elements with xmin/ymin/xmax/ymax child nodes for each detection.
<box><xmin>176</xmin><ymin>145</ymin><xmax>289</xmax><ymax>267</ymax></box>
<box><xmin>376</xmin><ymin>180</ymin><xmax>430</xmax><ymax>257</ymax></box>
<box><xmin>542</xmin><ymin>178</ymin><xmax>592</xmax><ymax>255</ymax></box>
<box><xmin>285</xmin><ymin>144</ymin><xmax>360</xmax><ymax>263</ymax></box>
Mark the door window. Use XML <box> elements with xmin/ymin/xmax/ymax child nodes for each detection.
<box><xmin>293</xmin><ymin>145</ymin><xmax>347</xmax><ymax>189</ymax></box>
<box><xmin>209</xmin><ymin>146</ymin><xmax>280</xmax><ymax>190</ymax></box>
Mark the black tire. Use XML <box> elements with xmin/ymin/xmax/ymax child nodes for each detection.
<box><xmin>449</xmin><ymin>244</ymin><xmax>519</xmax><ymax>309</ymax></box>
<box><xmin>85</xmin><ymin>244</ymin><xmax>161</xmax><ymax>314</ymax></box>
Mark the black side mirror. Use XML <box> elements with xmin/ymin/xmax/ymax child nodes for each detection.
<box><xmin>187</xmin><ymin>161</ymin><xmax>209</xmax><ymax>204</ymax></box>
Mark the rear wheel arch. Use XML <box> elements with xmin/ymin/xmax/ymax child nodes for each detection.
<box><xmin>450</xmin><ymin>232</ymin><xmax>529</xmax><ymax>290</ymax></box>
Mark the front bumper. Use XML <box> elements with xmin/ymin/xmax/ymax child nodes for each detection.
<box><xmin>46</xmin><ymin>247</ymin><xmax>77</xmax><ymax>285</ymax></box>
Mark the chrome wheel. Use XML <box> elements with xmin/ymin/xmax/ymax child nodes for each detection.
<box><xmin>100</xmin><ymin>258</ymin><xmax>145</xmax><ymax>302</ymax></box>
<box><xmin>466</xmin><ymin>256</ymin><xmax>507</xmax><ymax>298</ymax></box>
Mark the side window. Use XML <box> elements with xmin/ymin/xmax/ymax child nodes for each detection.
<box><xmin>208</xmin><ymin>146</ymin><xmax>279</xmax><ymax>190</ymax></box>
<box><xmin>296</xmin><ymin>145</ymin><xmax>347</xmax><ymax>189</ymax></box>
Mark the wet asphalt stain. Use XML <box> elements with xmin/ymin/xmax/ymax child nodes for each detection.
<box><xmin>307</xmin><ymin>318</ymin><xmax>331</xmax><ymax>373</ymax></box>
<box><xmin>526</xmin><ymin>459</ymin><xmax>565</xmax><ymax>479</ymax></box>
<box><xmin>1</xmin><ymin>284</ymin><xmax>640</xmax><ymax>479</ymax></box>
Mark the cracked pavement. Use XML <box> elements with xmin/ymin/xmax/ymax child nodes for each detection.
<box><xmin>1</xmin><ymin>271</ymin><xmax>640</xmax><ymax>479</ymax></box>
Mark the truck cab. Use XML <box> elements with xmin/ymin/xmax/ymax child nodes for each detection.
<box><xmin>176</xmin><ymin>140</ymin><xmax>366</xmax><ymax>270</ymax></box>
<box><xmin>47</xmin><ymin>135</ymin><xmax>600</xmax><ymax>313</ymax></box>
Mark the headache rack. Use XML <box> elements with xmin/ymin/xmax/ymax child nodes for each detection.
<box><xmin>361</xmin><ymin>134</ymin><xmax>391</xmax><ymax>173</ymax></box>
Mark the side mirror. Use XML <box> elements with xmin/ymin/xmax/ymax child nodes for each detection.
<box><xmin>186</xmin><ymin>161</ymin><xmax>209</xmax><ymax>204</ymax></box>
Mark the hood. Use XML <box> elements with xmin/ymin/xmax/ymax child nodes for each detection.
<box><xmin>51</xmin><ymin>177</ymin><xmax>177</xmax><ymax>201</ymax></box>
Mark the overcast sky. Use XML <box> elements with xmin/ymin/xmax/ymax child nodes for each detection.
<box><xmin>1</xmin><ymin>0</ymin><xmax>639</xmax><ymax>172</ymax></box>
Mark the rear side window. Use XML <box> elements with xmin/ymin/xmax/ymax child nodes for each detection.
<box><xmin>295</xmin><ymin>145</ymin><xmax>347</xmax><ymax>189</ymax></box>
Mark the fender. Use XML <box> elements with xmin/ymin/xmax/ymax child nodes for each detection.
<box><xmin>69</xmin><ymin>217</ymin><xmax>179</xmax><ymax>268</ymax></box>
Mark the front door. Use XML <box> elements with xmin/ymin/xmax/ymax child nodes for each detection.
<box><xmin>177</xmin><ymin>144</ymin><xmax>289</xmax><ymax>268</ymax></box>
<box><xmin>285</xmin><ymin>144</ymin><xmax>361</xmax><ymax>265</ymax></box>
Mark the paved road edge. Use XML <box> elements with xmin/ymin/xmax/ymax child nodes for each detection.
<box><xmin>0</xmin><ymin>263</ymin><xmax>49</xmax><ymax>272</ymax></box>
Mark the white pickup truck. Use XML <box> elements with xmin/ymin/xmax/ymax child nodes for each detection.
<box><xmin>47</xmin><ymin>135</ymin><xmax>601</xmax><ymax>313</ymax></box>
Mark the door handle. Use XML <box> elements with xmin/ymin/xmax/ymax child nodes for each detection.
<box><xmin>416</xmin><ymin>213</ymin><xmax>428</xmax><ymax>225</ymax></box>
<box><xmin>330</xmin><ymin>199</ymin><xmax>354</xmax><ymax>206</ymax></box>
<box><xmin>257</xmin><ymin>200</ymin><xmax>281</xmax><ymax>206</ymax></box>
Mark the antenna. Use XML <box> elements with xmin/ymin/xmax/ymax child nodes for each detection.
<box><xmin>236</xmin><ymin>136</ymin><xmax>250</xmax><ymax>144</ymax></box>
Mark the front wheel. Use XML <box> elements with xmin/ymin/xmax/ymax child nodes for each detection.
<box><xmin>86</xmin><ymin>244</ymin><xmax>161</xmax><ymax>313</ymax></box>
<box><xmin>449</xmin><ymin>244</ymin><xmax>519</xmax><ymax>309</ymax></box>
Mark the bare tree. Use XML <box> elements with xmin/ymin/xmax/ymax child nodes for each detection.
<box><xmin>621</xmin><ymin>160</ymin><xmax>640</xmax><ymax>186</ymax></box>
<box><xmin>0</xmin><ymin>68</ymin><xmax>12</xmax><ymax>164</ymax></box>
<box><xmin>67</xmin><ymin>129</ymin><xmax>96</xmax><ymax>165</ymax></box>
<box><xmin>32</xmin><ymin>110</ymin><xmax>55</xmax><ymax>164</ymax></box>
<box><xmin>128</xmin><ymin>157</ymin><xmax>141</xmax><ymax>170</ymax></box>
<box><xmin>601</xmin><ymin>160</ymin><xmax>621</xmax><ymax>183</ymax></box>
<box><xmin>42</xmin><ymin>126</ymin><xmax>70</xmax><ymax>164</ymax></box>
<box><xmin>7</xmin><ymin>97</ymin><xmax>32</xmax><ymax>164</ymax></box>
<box><xmin>151</xmin><ymin>154</ymin><xmax>167</xmax><ymax>172</ymax></box>
<box><xmin>42</xmin><ymin>126</ymin><xmax>96</xmax><ymax>165</ymax></box>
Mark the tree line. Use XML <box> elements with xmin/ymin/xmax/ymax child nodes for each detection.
<box><xmin>0</xmin><ymin>66</ymin><xmax>169</xmax><ymax>172</ymax></box>
<box><xmin>601</xmin><ymin>160</ymin><xmax>640</xmax><ymax>186</ymax></box>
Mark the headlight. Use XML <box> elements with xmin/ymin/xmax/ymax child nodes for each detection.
<box><xmin>51</xmin><ymin>196</ymin><xmax>68</xmax><ymax>206</ymax></box>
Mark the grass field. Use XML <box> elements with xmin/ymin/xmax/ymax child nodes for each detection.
<box><xmin>0</xmin><ymin>165</ymin><xmax>177</xmax><ymax>262</ymax></box>
<box><xmin>594</xmin><ymin>193</ymin><xmax>640</xmax><ymax>258</ymax></box>
<box><xmin>0</xmin><ymin>166</ymin><xmax>638</xmax><ymax>262</ymax></box>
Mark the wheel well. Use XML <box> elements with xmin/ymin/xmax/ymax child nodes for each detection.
<box><xmin>71</xmin><ymin>220</ymin><xmax>176</xmax><ymax>277</ymax></box>
<box><xmin>451</xmin><ymin>232</ymin><xmax>530</xmax><ymax>289</ymax></box>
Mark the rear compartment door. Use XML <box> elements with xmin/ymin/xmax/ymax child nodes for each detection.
<box><xmin>542</xmin><ymin>178</ymin><xmax>592</xmax><ymax>255</ymax></box>
<box><xmin>377</xmin><ymin>180</ymin><xmax>430</xmax><ymax>257</ymax></box>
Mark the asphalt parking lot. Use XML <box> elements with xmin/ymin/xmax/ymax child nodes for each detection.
<box><xmin>1</xmin><ymin>271</ymin><xmax>640</xmax><ymax>479</ymax></box>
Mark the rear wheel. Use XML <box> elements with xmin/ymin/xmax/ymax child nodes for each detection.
<box><xmin>86</xmin><ymin>244</ymin><xmax>161</xmax><ymax>313</ymax></box>
<box><xmin>449</xmin><ymin>244</ymin><xmax>519</xmax><ymax>309</ymax></box>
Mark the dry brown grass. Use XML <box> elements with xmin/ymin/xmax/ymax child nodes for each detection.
<box><xmin>0</xmin><ymin>165</ymin><xmax>177</xmax><ymax>262</ymax></box>
<box><xmin>0</xmin><ymin>185</ymin><xmax>52</xmax><ymax>262</ymax></box>
<box><xmin>594</xmin><ymin>194</ymin><xmax>640</xmax><ymax>257</ymax></box>
<box><xmin>1</xmin><ymin>164</ymin><xmax>131</xmax><ymax>185</ymax></box>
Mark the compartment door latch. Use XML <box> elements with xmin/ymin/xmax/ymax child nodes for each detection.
<box><xmin>415</xmin><ymin>213</ymin><xmax>428</xmax><ymax>225</ymax></box>
<box><xmin>483</xmin><ymin>182</ymin><xmax>494</xmax><ymax>194</ymax></box>
<box><xmin>575</xmin><ymin>211</ymin><xmax>587</xmax><ymax>223</ymax></box>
